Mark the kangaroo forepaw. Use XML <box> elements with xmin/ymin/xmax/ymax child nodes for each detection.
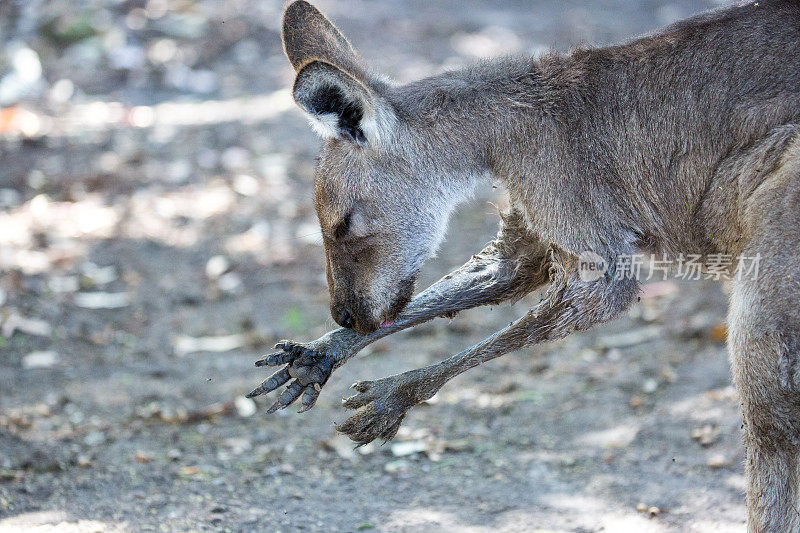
<box><xmin>248</xmin><ymin>341</ymin><xmax>335</xmax><ymax>413</ymax></box>
<box><xmin>336</xmin><ymin>373</ymin><xmax>431</xmax><ymax>445</ymax></box>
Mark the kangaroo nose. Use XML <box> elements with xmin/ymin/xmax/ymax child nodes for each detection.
<box><xmin>338</xmin><ymin>309</ymin><xmax>354</xmax><ymax>329</ymax></box>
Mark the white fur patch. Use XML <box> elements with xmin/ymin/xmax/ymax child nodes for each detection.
<box><xmin>306</xmin><ymin>105</ymin><xmax>397</xmax><ymax>147</ymax></box>
<box><xmin>361</xmin><ymin>103</ymin><xmax>397</xmax><ymax>148</ymax></box>
<box><xmin>307</xmin><ymin>113</ymin><xmax>340</xmax><ymax>139</ymax></box>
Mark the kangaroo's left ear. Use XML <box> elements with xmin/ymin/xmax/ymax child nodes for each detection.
<box><xmin>282</xmin><ymin>1</ymin><xmax>395</xmax><ymax>146</ymax></box>
<box><xmin>293</xmin><ymin>61</ymin><xmax>393</xmax><ymax>146</ymax></box>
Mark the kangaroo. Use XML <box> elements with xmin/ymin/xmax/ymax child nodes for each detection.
<box><xmin>247</xmin><ymin>1</ymin><xmax>800</xmax><ymax>530</ymax></box>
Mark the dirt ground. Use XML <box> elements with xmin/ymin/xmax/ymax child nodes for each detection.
<box><xmin>0</xmin><ymin>1</ymin><xmax>748</xmax><ymax>531</ymax></box>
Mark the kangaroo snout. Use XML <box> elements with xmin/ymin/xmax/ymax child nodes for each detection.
<box><xmin>331</xmin><ymin>299</ymin><xmax>378</xmax><ymax>335</ymax></box>
<box><xmin>331</xmin><ymin>276</ymin><xmax>416</xmax><ymax>335</ymax></box>
<box><xmin>336</xmin><ymin>309</ymin><xmax>355</xmax><ymax>329</ymax></box>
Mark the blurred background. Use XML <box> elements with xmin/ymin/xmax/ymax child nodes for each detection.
<box><xmin>0</xmin><ymin>1</ymin><xmax>745</xmax><ymax>531</ymax></box>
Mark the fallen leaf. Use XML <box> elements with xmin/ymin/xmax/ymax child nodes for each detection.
<box><xmin>710</xmin><ymin>323</ymin><xmax>728</xmax><ymax>343</ymax></box>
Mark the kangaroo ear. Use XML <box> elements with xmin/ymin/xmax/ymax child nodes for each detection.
<box><xmin>282</xmin><ymin>1</ymin><xmax>362</xmax><ymax>78</ymax></box>
<box><xmin>294</xmin><ymin>61</ymin><xmax>390</xmax><ymax>145</ymax></box>
<box><xmin>282</xmin><ymin>1</ymin><xmax>394</xmax><ymax>146</ymax></box>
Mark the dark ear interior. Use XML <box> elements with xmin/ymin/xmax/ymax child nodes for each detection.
<box><xmin>303</xmin><ymin>83</ymin><xmax>367</xmax><ymax>144</ymax></box>
<box><xmin>293</xmin><ymin>61</ymin><xmax>372</xmax><ymax>145</ymax></box>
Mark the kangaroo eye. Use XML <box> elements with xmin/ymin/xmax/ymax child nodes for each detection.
<box><xmin>332</xmin><ymin>212</ymin><xmax>352</xmax><ymax>240</ymax></box>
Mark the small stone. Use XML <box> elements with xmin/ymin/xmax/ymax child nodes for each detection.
<box><xmin>74</xmin><ymin>292</ymin><xmax>130</xmax><ymax>309</ymax></box>
<box><xmin>642</xmin><ymin>378</ymin><xmax>658</xmax><ymax>393</ymax></box>
<box><xmin>235</xmin><ymin>396</ymin><xmax>256</xmax><ymax>418</ymax></box>
<box><xmin>49</xmin><ymin>79</ymin><xmax>74</xmax><ymax>104</ymax></box>
<box><xmin>217</xmin><ymin>272</ymin><xmax>242</xmax><ymax>294</ymax></box>
<box><xmin>0</xmin><ymin>45</ymin><xmax>43</xmax><ymax>105</ymax></box>
<box><xmin>173</xmin><ymin>334</ymin><xmax>246</xmax><ymax>357</ymax></box>
<box><xmin>205</xmin><ymin>256</ymin><xmax>230</xmax><ymax>279</ymax></box>
<box><xmin>81</xmin><ymin>263</ymin><xmax>118</xmax><ymax>286</ymax></box>
<box><xmin>384</xmin><ymin>460</ymin><xmax>409</xmax><ymax>473</ymax></box>
<box><xmin>77</xmin><ymin>455</ymin><xmax>92</xmax><ymax>467</ymax></box>
<box><xmin>3</xmin><ymin>314</ymin><xmax>52</xmax><ymax>338</ymax></box>
<box><xmin>707</xmin><ymin>453</ymin><xmax>728</xmax><ymax>469</ymax></box>
<box><xmin>390</xmin><ymin>441</ymin><xmax>428</xmax><ymax>457</ymax></box>
<box><xmin>629</xmin><ymin>394</ymin><xmax>645</xmax><ymax>409</ymax></box>
<box><xmin>22</xmin><ymin>351</ymin><xmax>59</xmax><ymax>369</ymax></box>
<box><xmin>167</xmin><ymin>449</ymin><xmax>182</xmax><ymax>461</ymax></box>
<box><xmin>135</xmin><ymin>451</ymin><xmax>152</xmax><ymax>463</ymax></box>
<box><xmin>233</xmin><ymin>174</ymin><xmax>259</xmax><ymax>196</ymax></box>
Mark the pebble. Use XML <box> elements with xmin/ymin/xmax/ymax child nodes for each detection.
<box><xmin>136</xmin><ymin>451</ymin><xmax>153</xmax><ymax>463</ymax></box>
<box><xmin>384</xmin><ymin>460</ymin><xmax>410</xmax><ymax>473</ymax></box>
<box><xmin>707</xmin><ymin>453</ymin><xmax>728</xmax><ymax>469</ymax></box>
<box><xmin>234</xmin><ymin>396</ymin><xmax>256</xmax><ymax>418</ymax></box>
<box><xmin>642</xmin><ymin>378</ymin><xmax>658</xmax><ymax>393</ymax></box>
<box><xmin>74</xmin><ymin>292</ymin><xmax>130</xmax><ymax>309</ymax></box>
<box><xmin>3</xmin><ymin>314</ymin><xmax>52</xmax><ymax>338</ymax></box>
<box><xmin>167</xmin><ymin>449</ymin><xmax>182</xmax><ymax>461</ymax></box>
<box><xmin>173</xmin><ymin>334</ymin><xmax>246</xmax><ymax>357</ymax></box>
<box><xmin>390</xmin><ymin>441</ymin><xmax>428</xmax><ymax>457</ymax></box>
<box><xmin>217</xmin><ymin>272</ymin><xmax>242</xmax><ymax>294</ymax></box>
<box><xmin>233</xmin><ymin>174</ymin><xmax>260</xmax><ymax>196</ymax></box>
<box><xmin>0</xmin><ymin>45</ymin><xmax>43</xmax><ymax>105</ymax></box>
<box><xmin>81</xmin><ymin>263</ymin><xmax>118</xmax><ymax>286</ymax></box>
<box><xmin>22</xmin><ymin>350</ymin><xmax>59</xmax><ymax>369</ymax></box>
<box><xmin>205</xmin><ymin>255</ymin><xmax>230</xmax><ymax>279</ymax></box>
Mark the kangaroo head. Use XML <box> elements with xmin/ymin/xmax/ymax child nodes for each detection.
<box><xmin>282</xmin><ymin>1</ymin><xmax>478</xmax><ymax>334</ymax></box>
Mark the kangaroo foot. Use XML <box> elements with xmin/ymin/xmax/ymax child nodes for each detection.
<box><xmin>247</xmin><ymin>341</ymin><xmax>336</xmax><ymax>413</ymax></box>
<box><xmin>336</xmin><ymin>369</ymin><xmax>438</xmax><ymax>445</ymax></box>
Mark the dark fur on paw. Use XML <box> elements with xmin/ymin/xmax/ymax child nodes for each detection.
<box><xmin>335</xmin><ymin>375</ymin><xmax>427</xmax><ymax>445</ymax></box>
<box><xmin>248</xmin><ymin>341</ymin><xmax>335</xmax><ymax>413</ymax></box>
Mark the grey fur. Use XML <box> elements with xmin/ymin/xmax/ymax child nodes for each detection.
<box><xmin>253</xmin><ymin>1</ymin><xmax>800</xmax><ymax>530</ymax></box>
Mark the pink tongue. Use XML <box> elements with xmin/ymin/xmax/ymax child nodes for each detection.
<box><xmin>380</xmin><ymin>321</ymin><xmax>394</xmax><ymax>328</ymax></box>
